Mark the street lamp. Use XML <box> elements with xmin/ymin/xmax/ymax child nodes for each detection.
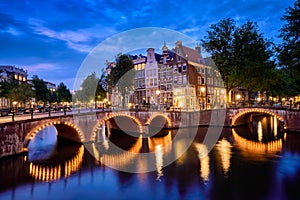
<box><xmin>12</xmin><ymin>101</ymin><xmax>17</xmax><ymax>122</ymax></box>
<box><xmin>30</xmin><ymin>102</ymin><xmax>35</xmax><ymax>119</ymax></box>
<box><xmin>156</xmin><ymin>90</ymin><xmax>160</xmax><ymax>110</ymax></box>
<box><xmin>103</xmin><ymin>98</ymin><xmax>107</xmax><ymax>111</ymax></box>
<box><xmin>257</xmin><ymin>97</ymin><xmax>261</xmax><ymax>106</ymax></box>
<box><xmin>200</xmin><ymin>86</ymin><xmax>206</xmax><ymax>110</ymax></box>
<box><xmin>236</xmin><ymin>94</ymin><xmax>241</xmax><ymax>107</ymax></box>
<box><xmin>289</xmin><ymin>98</ymin><xmax>293</xmax><ymax>110</ymax></box>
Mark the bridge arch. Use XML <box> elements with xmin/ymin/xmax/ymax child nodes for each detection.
<box><xmin>145</xmin><ymin>113</ymin><xmax>172</xmax><ymax>127</ymax></box>
<box><xmin>90</xmin><ymin>113</ymin><xmax>143</xmax><ymax>141</ymax></box>
<box><xmin>24</xmin><ymin>121</ymin><xmax>85</xmax><ymax>148</ymax></box>
<box><xmin>231</xmin><ymin>108</ymin><xmax>286</xmax><ymax>128</ymax></box>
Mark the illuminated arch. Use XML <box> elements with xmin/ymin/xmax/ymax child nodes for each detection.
<box><xmin>232</xmin><ymin>129</ymin><xmax>282</xmax><ymax>154</ymax></box>
<box><xmin>29</xmin><ymin>145</ymin><xmax>84</xmax><ymax>181</ymax></box>
<box><xmin>24</xmin><ymin>121</ymin><xmax>85</xmax><ymax>148</ymax></box>
<box><xmin>90</xmin><ymin>113</ymin><xmax>143</xmax><ymax>141</ymax></box>
<box><xmin>146</xmin><ymin>113</ymin><xmax>172</xmax><ymax>127</ymax></box>
<box><xmin>231</xmin><ymin>108</ymin><xmax>286</xmax><ymax>129</ymax></box>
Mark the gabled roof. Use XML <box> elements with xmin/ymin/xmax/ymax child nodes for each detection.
<box><xmin>179</xmin><ymin>45</ymin><xmax>203</xmax><ymax>64</ymax></box>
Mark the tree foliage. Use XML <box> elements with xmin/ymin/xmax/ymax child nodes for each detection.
<box><xmin>31</xmin><ymin>75</ymin><xmax>50</xmax><ymax>104</ymax></box>
<box><xmin>0</xmin><ymin>78</ymin><xmax>34</xmax><ymax>104</ymax></box>
<box><xmin>202</xmin><ymin>18</ymin><xmax>276</xmax><ymax>102</ymax></box>
<box><xmin>233</xmin><ymin>20</ymin><xmax>275</xmax><ymax>93</ymax></box>
<box><xmin>278</xmin><ymin>0</ymin><xmax>300</xmax><ymax>95</ymax></box>
<box><xmin>74</xmin><ymin>72</ymin><xmax>106</xmax><ymax>103</ymax></box>
<box><xmin>107</xmin><ymin>54</ymin><xmax>134</xmax><ymax>107</ymax></box>
<box><xmin>201</xmin><ymin>18</ymin><xmax>237</xmax><ymax>95</ymax></box>
<box><xmin>56</xmin><ymin>82</ymin><xmax>72</xmax><ymax>102</ymax></box>
<box><xmin>8</xmin><ymin>82</ymin><xmax>34</xmax><ymax>104</ymax></box>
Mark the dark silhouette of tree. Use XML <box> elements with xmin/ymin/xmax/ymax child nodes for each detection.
<box><xmin>278</xmin><ymin>0</ymin><xmax>300</xmax><ymax>96</ymax></box>
<box><xmin>31</xmin><ymin>75</ymin><xmax>50</xmax><ymax>104</ymax></box>
<box><xmin>56</xmin><ymin>82</ymin><xmax>72</xmax><ymax>103</ymax></box>
<box><xmin>202</xmin><ymin>18</ymin><xmax>275</xmax><ymax>104</ymax></box>
<box><xmin>107</xmin><ymin>54</ymin><xmax>134</xmax><ymax>108</ymax></box>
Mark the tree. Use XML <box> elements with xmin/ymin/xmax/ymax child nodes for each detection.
<box><xmin>56</xmin><ymin>82</ymin><xmax>72</xmax><ymax>103</ymax></box>
<box><xmin>74</xmin><ymin>72</ymin><xmax>99</xmax><ymax>102</ymax></box>
<box><xmin>7</xmin><ymin>82</ymin><xmax>34</xmax><ymax>104</ymax></box>
<box><xmin>202</xmin><ymin>18</ymin><xmax>275</xmax><ymax>104</ymax></box>
<box><xmin>107</xmin><ymin>54</ymin><xmax>134</xmax><ymax>108</ymax></box>
<box><xmin>233</xmin><ymin>20</ymin><xmax>275</xmax><ymax>99</ymax></box>
<box><xmin>0</xmin><ymin>78</ymin><xmax>34</xmax><ymax>106</ymax></box>
<box><xmin>201</xmin><ymin>18</ymin><xmax>239</xmax><ymax>103</ymax></box>
<box><xmin>0</xmin><ymin>77</ymin><xmax>19</xmax><ymax>98</ymax></box>
<box><xmin>95</xmin><ymin>70</ymin><xmax>107</xmax><ymax>102</ymax></box>
<box><xmin>31</xmin><ymin>75</ymin><xmax>50</xmax><ymax>104</ymax></box>
<box><xmin>278</xmin><ymin>0</ymin><xmax>300</xmax><ymax>95</ymax></box>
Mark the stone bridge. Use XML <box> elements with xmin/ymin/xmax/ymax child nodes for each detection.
<box><xmin>0</xmin><ymin>108</ymin><xmax>299</xmax><ymax>158</ymax></box>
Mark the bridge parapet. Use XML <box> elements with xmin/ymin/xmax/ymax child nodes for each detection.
<box><xmin>0</xmin><ymin>108</ymin><xmax>299</xmax><ymax>159</ymax></box>
<box><xmin>228</xmin><ymin>107</ymin><xmax>300</xmax><ymax>132</ymax></box>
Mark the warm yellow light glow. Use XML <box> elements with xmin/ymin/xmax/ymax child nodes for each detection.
<box><xmin>232</xmin><ymin>129</ymin><xmax>282</xmax><ymax>154</ymax></box>
<box><xmin>215</xmin><ymin>138</ymin><xmax>232</xmax><ymax>175</ymax></box>
<box><xmin>236</xmin><ymin>94</ymin><xmax>241</xmax><ymax>100</ymax></box>
<box><xmin>155</xmin><ymin>145</ymin><xmax>164</xmax><ymax>180</ymax></box>
<box><xmin>258</xmin><ymin>121</ymin><xmax>263</xmax><ymax>142</ymax></box>
<box><xmin>200</xmin><ymin>87</ymin><xmax>206</xmax><ymax>93</ymax></box>
<box><xmin>156</xmin><ymin>90</ymin><xmax>161</xmax><ymax>95</ymax></box>
<box><xmin>257</xmin><ymin>97</ymin><xmax>261</xmax><ymax>102</ymax></box>
<box><xmin>194</xmin><ymin>143</ymin><xmax>210</xmax><ymax>182</ymax></box>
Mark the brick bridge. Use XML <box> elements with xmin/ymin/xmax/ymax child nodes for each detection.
<box><xmin>0</xmin><ymin>108</ymin><xmax>299</xmax><ymax>158</ymax></box>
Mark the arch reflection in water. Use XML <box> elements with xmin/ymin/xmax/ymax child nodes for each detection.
<box><xmin>194</xmin><ymin>143</ymin><xmax>210</xmax><ymax>182</ymax></box>
<box><xmin>89</xmin><ymin>129</ymin><xmax>173</xmax><ymax>176</ymax></box>
<box><xmin>233</xmin><ymin>129</ymin><xmax>282</xmax><ymax>154</ymax></box>
<box><xmin>215</xmin><ymin>138</ymin><xmax>232</xmax><ymax>176</ymax></box>
<box><xmin>29</xmin><ymin>145</ymin><xmax>84</xmax><ymax>182</ymax></box>
<box><xmin>148</xmin><ymin>131</ymin><xmax>172</xmax><ymax>180</ymax></box>
<box><xmin>28</xmin><ymin>125</ymin><xmax>58</xmax><ymax>162</ymax></box>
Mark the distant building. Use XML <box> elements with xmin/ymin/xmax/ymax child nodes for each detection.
<box><xmin>27</xmin><ymin>80</ymin><xmax>56</xmax><ymax>92</ymax></box>
<box><xmin>0</xmin><ymin>65</ymin><xmax>28</xmax><ymax>83</ymax></box>
<box><xmin>108</xmin><ymin>41</ymin><xmax>226</xmax><ymax>111</ymax></box>
<box><xmin>0</xmin><ymin>65</ymin><xmax>28</xmax><ymax>109</ymax></box>
<box><xmin>133</xmin><ymin>55</ymin><xmax>146</xmax><ymax>105</ymax></box>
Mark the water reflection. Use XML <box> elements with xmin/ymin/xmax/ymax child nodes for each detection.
<box><xmin>233</xmin><ymin>129</ymin><xmax>282</xmax><ymax>154</ymax></box>
<box><xmin>215</xmin><ymin>138</ymin><xmax>232</xmax><ymax>176</ymax></box>
<box><xmin>194</xmin><ymin>143</ymin><xmax>210</xmax><ymax>182</ymax></box>
<box><xmin>1</xmin><ymin>121</ymin><xmax>300</xmax><ymax>200</ymax></box>
<box><xmin>28</xmin><ymin>145</ymin><xmax>84</xmax><ymax>182</ymax></box>
<box><xmin>28</xmin><ymin>125</ymin><xmax>57</xmax><ymax>162</ymax></box>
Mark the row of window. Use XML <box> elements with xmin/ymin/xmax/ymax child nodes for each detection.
<box><xmin>134</xmin><ymin>63</ymin><xmax>146</xmax><ymax>71</ymax></box>
<box><xmin>145</xmin><ymin>69</ymin><xmax>158</xmax><ymax>77</ymax></box>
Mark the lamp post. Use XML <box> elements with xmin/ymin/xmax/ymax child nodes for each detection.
<box><xmin>12</xmin><ymin>101</ymin><xmax>17</xmax><ymax>122</ymax></box>
<box><xmin>30</xmin><ymin>102</ymin><xmax>35</xmax><ymax>119</ymax></box>
<box><xmin>200</xmin><ymin>86</ymin><xmax>206</xmax><ymax>110</ymax></box>
<box><xmin>103</xmin><ymin>98</ymin><xmax>107</xmax><ymax>111</ymax></box>
<box><xmin>236</xmin><ymin>94</ymin><xmax>241</xmax><ymax>107</ymax></box>
<box><xmin>257</xmin><ymin>97</ymin><xmax>261</xmax><ymax>107</ymax></box>
<box><xmin>289</xmin><ymin>98</ymin><xmax>293</xmax><ymax>110</ymax></box>
<box><xmin>156</xmin><ymin>90</ymin><xmax>160</xmax><ymax>110</ymax></box>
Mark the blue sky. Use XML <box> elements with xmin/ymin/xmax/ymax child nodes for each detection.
<box><xmin>0</xmin><ymin>0</ymin><xmax>295</xmax><ymax>90</ymax></box>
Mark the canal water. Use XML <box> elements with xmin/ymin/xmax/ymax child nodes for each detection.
<box><xmin>0</xmin><ymin>115</ymin><xmax>300</xmax><ymax>200</ymax></box>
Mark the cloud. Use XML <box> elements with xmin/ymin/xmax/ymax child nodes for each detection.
<box><xmin>0</xmin><ymin>27</ymin><xmax>22</xmax><ymax>36</ymax></box>
<box><xmin>29</xmin><ymin>18</ymin><xmax>117</xmax><ymax>53</ymax></box>
<box><xmin>24</xmin><ymin>63</ymin><xmax>60</xmax><ymax>73</ymax></box>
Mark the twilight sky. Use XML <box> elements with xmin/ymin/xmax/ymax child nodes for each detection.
<box><xmin>0</xmin><ymin>0</ymin><xmax>295</xmax><ymax>90</ymax></box>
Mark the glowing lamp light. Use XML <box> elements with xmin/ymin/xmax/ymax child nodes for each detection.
<box><xmin>257</xmin><ymin>97</ymin><xmax>261</xmax><ymax>102</ymax></box>
<box><xmin>200</xmin><ymin>87</ymin><xmax>206</xmax><ymax>93</ymax></box>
